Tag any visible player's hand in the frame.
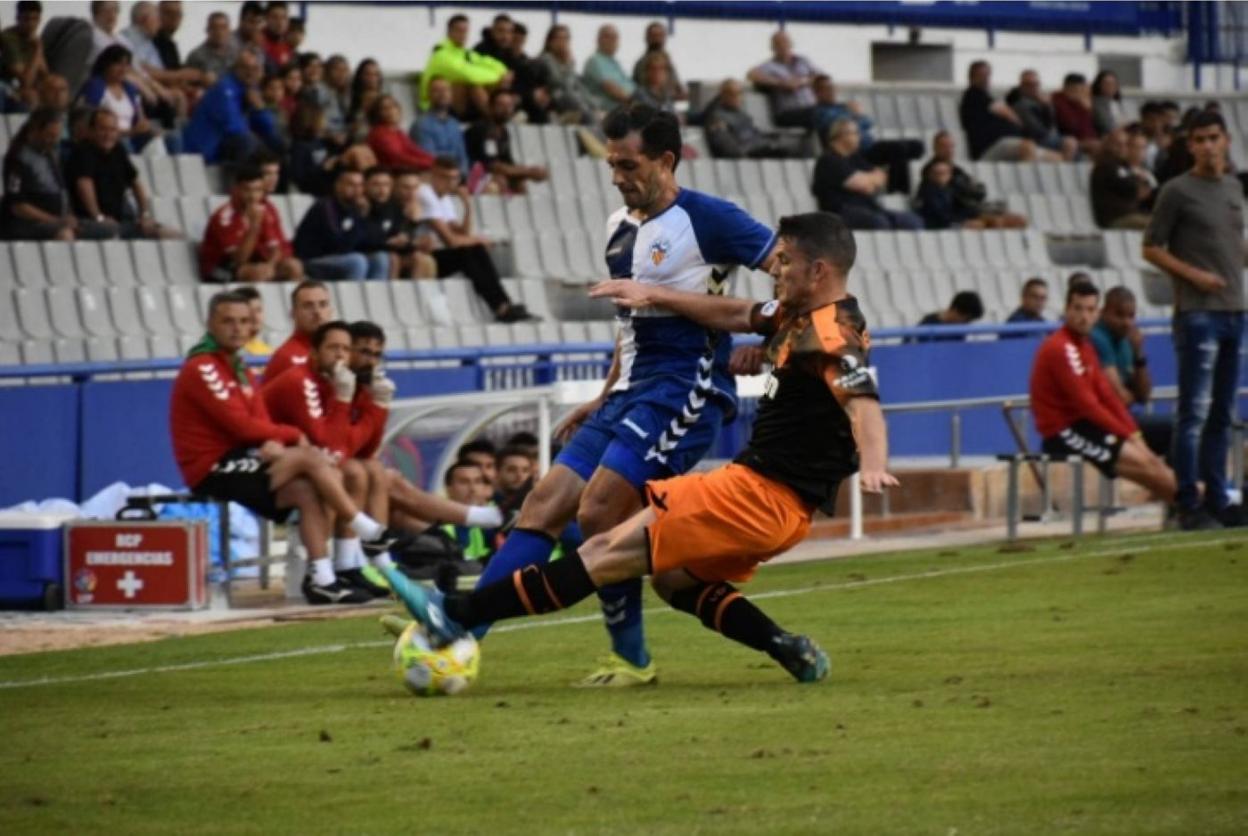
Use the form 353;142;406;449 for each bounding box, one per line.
859;470;900;494
330;361;356;402
554;398;601;444
1188;270;1227;294
589;279;654;309
728;344;768;375
1127;324;1145;355
258;440;285;461
369;373;396;407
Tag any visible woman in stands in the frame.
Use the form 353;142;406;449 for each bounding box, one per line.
347;57;384;142
631;51;679;117
365;94;433;171
77;45;164;154
539;24;598;125
1091;70;1127;137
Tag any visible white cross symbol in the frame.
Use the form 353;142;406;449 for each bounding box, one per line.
117;570;144;599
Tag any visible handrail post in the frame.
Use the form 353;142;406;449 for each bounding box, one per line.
950;410;961;468
1006;456;1020;541
849;472;864;540
1071;459;1085;536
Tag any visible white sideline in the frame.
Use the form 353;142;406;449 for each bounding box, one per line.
0;532;1235;691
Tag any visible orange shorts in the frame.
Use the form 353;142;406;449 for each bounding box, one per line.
645;463;813;583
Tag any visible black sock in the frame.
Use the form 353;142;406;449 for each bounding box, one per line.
669;582;785;655
445;553;597;627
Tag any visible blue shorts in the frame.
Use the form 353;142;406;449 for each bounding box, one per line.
555;382;726;491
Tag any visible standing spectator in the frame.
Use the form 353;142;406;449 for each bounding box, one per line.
465;90;548;194
959;60;1035;161
747;30;822;128
631;21;686;100
913;291;985;341
77;45;165;154
1143;111;1246;530
232;284;273;355
1007;69;1077;160
1090;286;1170;455
703;79;799;159
366;94;433;171
411;77;470;177
582;25;635;113
418;155;533;322
67;108;179;239
347;57;384;142
261;1;293;69
632;51;678;114
2;107;114;240
183;50;282;165
199;162;302;282
185;11;237;84
293;167;390;281
473;13;513;62
812;74;922;193
1052;73;1100;158
812;117;922;230
1006;277;1049;324
507;22;552;124
419;14;508;116
539;24;598;125
1091;70;1126;137
0;1;50;110
1091;128;1152;230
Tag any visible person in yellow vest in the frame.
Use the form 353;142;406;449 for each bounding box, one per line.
234;285;273;356
440;459;493;560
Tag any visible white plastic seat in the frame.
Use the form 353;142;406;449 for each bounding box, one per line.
1014;164;1042;194
117;334;150;360
71;241;108;286
174;154;211;195
935;230;967;271
40;242;78;287
148;334;181;358
53;338;87;363
331;281;369;323
287;194;314;234
537;232;571;279
528;192;557;231
165;285;204;334
474;194;509;239
509;233;543;279
128;240;167;285
564;233;598;281
978;230;1011;270
415;281;454;326
176;196;210;240
577;194;607;236
76;286;115;338
0;341;19;366
360;281;402;330
21;339;55;364
146;156;180;196
386;281;426;327
443;277;492;322
431;325;461;348
85;337;119;362
134;286;177;336
504;197;534;236
106;286;148;337
160;240;199;283
1036;164;1062;194
15;287;56;339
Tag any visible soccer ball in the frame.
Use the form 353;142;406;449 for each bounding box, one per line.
392;621;480;697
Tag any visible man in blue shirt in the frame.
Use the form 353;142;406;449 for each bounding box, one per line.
1090;286;1169;455
1005;277;1048;329
293;168;389;280
182;49;279;164
411;77;469;177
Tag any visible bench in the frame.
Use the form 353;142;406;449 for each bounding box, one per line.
995;454;1123;540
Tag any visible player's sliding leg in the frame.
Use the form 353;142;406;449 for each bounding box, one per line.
274;476;371;604
1114;437;1177;504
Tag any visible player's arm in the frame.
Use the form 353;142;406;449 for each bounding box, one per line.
187;367;302;447
554;332;622;443
844;397;898;493
1102;365;1134;406
589;280;755;333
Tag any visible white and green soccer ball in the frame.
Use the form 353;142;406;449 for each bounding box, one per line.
393;621;480;697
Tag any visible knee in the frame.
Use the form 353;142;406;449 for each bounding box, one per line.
576;490;618;538
346;253;368;279
341;458;366;489
282;475;317;508
649;572;683;603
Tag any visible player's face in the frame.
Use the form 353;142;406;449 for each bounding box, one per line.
1188;124;1228;171
769;238;818;311
292;288;333;334
496;455;532;492
1100;299;1136;339
446;466;483;504
464;452;497;488
1064;294;1099;336
209;302;251;353
607;132;670;213
350;337;384;380
315;329;352;373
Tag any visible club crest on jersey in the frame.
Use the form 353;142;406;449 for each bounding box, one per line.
649;240;670;266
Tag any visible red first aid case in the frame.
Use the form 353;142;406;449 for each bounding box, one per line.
64;521;210;610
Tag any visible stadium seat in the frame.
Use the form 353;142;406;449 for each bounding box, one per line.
176;196;211;241
148;334;180;359
578;192;607;233
1023;229;1053;266
517;278;555;321
8;241;49;288
414;281;454;326
125;240;165;286
255;283;292;334
384;281;425;328
571;157;605;199
147;156;181;196
0;289;21;337
20;339;54;364
159;240;199;283
431;325;461;348
193;285;219;326
0;341;19;366
442;277;492;323
85;337;120;362
713;158;742;197
174;154;212;196
935;230;967;271
106;286;147;337
564;233;598;281
41;242;78;287
166;285;204;335
15;288;56;339
287;194;315;231
331;281;369;323
76;286;116;338
474;194;508;239
358;281;401;331
133;286;177;336
504;196;534;235
528;192;557;230
585;321;615;343
53;337;86;363
682;126;709;159
117;334;151;360
70;241;108;286
99;240;137;286
687;158;717;194
536;232;572;280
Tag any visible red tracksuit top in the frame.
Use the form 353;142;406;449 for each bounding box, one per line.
262;365;388;461
170;348;302;487
1029;325;1138;440
263;330;313;385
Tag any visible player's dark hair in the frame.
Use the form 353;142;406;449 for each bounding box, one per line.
207;290;250;318
90;44;133;79
495;444;530;466
444;459;482;487
1066;270;1093;290
349;320;386;344
1140;101;1162;118
1104;286;1134;308
312;320;352;348
457;438;497;459
968;60;988;80
1188;110;1227;135
288;17;304;32
950;291;984;321
240;1;265;19
290;279;328;308
16;1;42;15
433;154;460;171
266;0;288;13
231;161;264;186
506;430;539;448
1066;280;1100;306
493;12;512;24
232;285;261;303
777;212;856;275
447;13;468;30
249;145;280;168
1022;276;1047;293
602;102;683;172
514;22;527;36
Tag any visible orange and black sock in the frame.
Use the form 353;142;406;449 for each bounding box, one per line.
668;582;785;655
445;553;597;627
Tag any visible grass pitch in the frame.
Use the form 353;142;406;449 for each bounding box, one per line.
1;530;1246;835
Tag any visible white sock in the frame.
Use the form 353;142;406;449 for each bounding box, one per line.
309;558;336;586
333;538;365;572
465;505;503;528
349;512;384;541
372;552;395;570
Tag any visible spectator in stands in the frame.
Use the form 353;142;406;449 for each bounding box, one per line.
232;285;272;355
441;461;494;561
1052;73;1100;158
914;159;986;230
0;1;50;110
366;93;433;171
1007;69;1077;160
288;101;376;196
388;169;438;279
582;25;635;113
152;2;188;80
78;45;165;154
1006;277;1049;325
199;162;301;282
261;1;293;69
1029;281;1175;503
812;117;923;230
419;14;509;117
67;109;178;240
473;13;513;63
1090;286;1169;454
185;11;237;84
293;167;390;281
1091;70;1126;137
1091;128;1152;230
265;279;333;381
123;1;200;107
418;156;533;322
233;1;269;70
89;0;181;124
170;290;393;605
362;166;405;279
959;60;1035;161
285;16;305;52
631;21;686;100
1143;111;1246;530
1137;101;1171;171
812;75;922;193
506;429;541;471
507;23;553;125
747;30;822;129
703;78;800;159
34;72;69;114
923;130;1027;228
493;444;534;524
466;90;548;194
259;71;290;143
183;50;282;166
457;438;499;492
914;291;985;342
254;146;287;203
539;24;598;125
347;58;384;142
411;77;469;177
308;54;351;146
632;51;678;115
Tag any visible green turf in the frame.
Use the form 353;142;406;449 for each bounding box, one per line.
1;530;1246;835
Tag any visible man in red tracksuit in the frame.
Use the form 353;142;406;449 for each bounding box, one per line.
263;280;334;384
1029;281;1175;501
169;291;399;604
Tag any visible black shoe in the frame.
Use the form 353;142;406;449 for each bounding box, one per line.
1178;507;1224;531
337;567;390;598
1214;504;1247;528
301;575;374;605
362;527;409;559
496;303;538;323
769;633;830;684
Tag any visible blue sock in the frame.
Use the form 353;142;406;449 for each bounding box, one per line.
471;528;556;639
597;578;650;668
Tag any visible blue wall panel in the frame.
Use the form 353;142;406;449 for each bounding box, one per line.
0;385;80;506
80;379;182;497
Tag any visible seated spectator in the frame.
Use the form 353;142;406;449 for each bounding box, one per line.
1125;125;1158;205
184;11;238;83
89;0;182;126
288;101;376;196
582;25;635;113
0;1;51;110
307;54;352;145
1091;70;1126;137
254;146;287;203
457;438;498;494
199;162;302;282
1006;277;1049;324
389;169;438;279
34;72;69;114
632;51;678;114
1029;281;1175;501
261;1;293;69
77;45;166;154
233;1;270;71
183;50;282;165
279;61;302;121
293;167;390;281
813;74;922;193
704;79;801;159
1091;128;1152;230
285;16;305;52
1136;101;1170;171
2;108;114;241
366;94;433;171
913;160;984;230
539;24;598;125
493;444;534;525
440;460;494;561
418;155;533;322
922;130;1027;228
233;284;273;355
1052;73;1100;157
411;77;469;177
347;57;383;142
746;30;822;129
297;51;322;93
507;22;553;125
959;60;1035;161
124;2;202;104
67;108;179;239
465;90;548;194
1007;69;1077;160
474;13;512;62
632;21;686;100
812;117;922;230
419;14;508;117
914;291;985;342
1091;286;1170;455
153;2;193;83
362;166;405;279
259;72;290;142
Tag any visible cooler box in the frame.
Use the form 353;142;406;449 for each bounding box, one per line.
0;511;72;610
64;520;210;610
